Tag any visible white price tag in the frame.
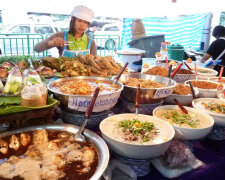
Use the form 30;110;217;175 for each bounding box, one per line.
154;88;173;98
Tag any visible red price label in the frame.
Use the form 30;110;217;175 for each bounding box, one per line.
169;60;177;67
217;83;224;91
143;63;150;69
187;58;192;64
155;52;161;58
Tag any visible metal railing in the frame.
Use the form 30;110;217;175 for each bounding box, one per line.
0;33;121;58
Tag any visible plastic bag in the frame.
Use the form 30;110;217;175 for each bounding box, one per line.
21;84;47;107
23;69;42;86
4;66;23;95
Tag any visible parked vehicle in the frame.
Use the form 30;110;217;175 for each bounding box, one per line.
94;22;122;50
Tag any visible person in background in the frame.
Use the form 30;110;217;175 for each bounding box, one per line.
85;21;99;39
201;25;225;76
34;5;97;57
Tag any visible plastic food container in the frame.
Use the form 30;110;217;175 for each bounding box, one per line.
168;44;184;61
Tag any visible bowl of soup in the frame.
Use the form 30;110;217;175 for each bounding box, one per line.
119;73;176;104
185;80;221;98
191;67;218;80
192;98;225;127
99;113;175;159
47;76;123;113
209;77;225;85
153;105;214;140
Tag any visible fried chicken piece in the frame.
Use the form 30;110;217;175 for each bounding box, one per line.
25;145;42;160
52;154;66;169
48;140;59;151
20;133;31;147
0;68;8;78
33;129;49;145
9;135;20;151
82;147;95;167
8;155;22;164
0;139;9;155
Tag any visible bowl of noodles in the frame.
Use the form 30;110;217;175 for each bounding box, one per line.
190;67;218;80
47;76;124;113
185;80;221;98
165;83;199;106
119;73;176;104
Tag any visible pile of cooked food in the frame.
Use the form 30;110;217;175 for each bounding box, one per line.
52;79;119;95
123;78;166;88
42;54;125;78
174;69;194;75
0;129;98;180
190;80;218;89
144;66;168;77
173;84;192;95
0;54;127;79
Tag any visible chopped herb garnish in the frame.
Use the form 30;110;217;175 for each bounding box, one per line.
201;102;225;114
118;119;158;143
163;112;199;128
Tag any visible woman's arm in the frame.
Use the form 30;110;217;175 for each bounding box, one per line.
34;32;64;52
90;40;97;56
200;53;212;63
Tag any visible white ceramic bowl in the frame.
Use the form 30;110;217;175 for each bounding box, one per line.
191;67;218;80
192;98;225;127
165;88;199;106
209;77;225;86
185;80;220;98
99;113;175;159
153;105;214;140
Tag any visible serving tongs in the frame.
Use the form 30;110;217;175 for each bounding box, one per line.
135;84;140;116
188;81;197;99
113;62;129;85
74;87;100;142
166;62;183;86
174;98;188;114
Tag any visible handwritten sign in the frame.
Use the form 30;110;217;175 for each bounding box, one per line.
68;94;120;112
217;83;224;91
154;88;173;98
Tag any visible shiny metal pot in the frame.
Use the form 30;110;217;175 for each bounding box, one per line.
0;124;110;180
47;76;124;113
119;73;176;104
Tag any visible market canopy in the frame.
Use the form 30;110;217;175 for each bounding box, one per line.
1;0;225;18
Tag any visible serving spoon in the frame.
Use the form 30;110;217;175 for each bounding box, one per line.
167;64;173;78
188;81;197;99
113;62;129;85
184;61;192;70
135;84;140;116
174;98;188;114
74;87;100;142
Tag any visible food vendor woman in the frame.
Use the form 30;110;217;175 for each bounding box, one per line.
34;5;97;57
201;25;225;76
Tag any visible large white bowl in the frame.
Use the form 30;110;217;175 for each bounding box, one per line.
192;98;225;127
99;113;175;159
153;105;214;140
185;80;220;98
165;88;199;106
191;67;218;80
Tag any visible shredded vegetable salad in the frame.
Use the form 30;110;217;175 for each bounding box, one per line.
118;119;158;143
163;111;199;128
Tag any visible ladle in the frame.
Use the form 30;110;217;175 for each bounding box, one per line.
184;62;192;70
135;84;140;116
113;62;129;85
74;87;100;142
174;98;188;114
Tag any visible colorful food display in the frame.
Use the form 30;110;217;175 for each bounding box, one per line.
144;66;169;77
0;129;98;180
189;80;218;89
173;84;192;95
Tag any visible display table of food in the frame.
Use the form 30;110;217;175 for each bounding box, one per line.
1;55;225;180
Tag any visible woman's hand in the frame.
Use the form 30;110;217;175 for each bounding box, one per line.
48;37;65;48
